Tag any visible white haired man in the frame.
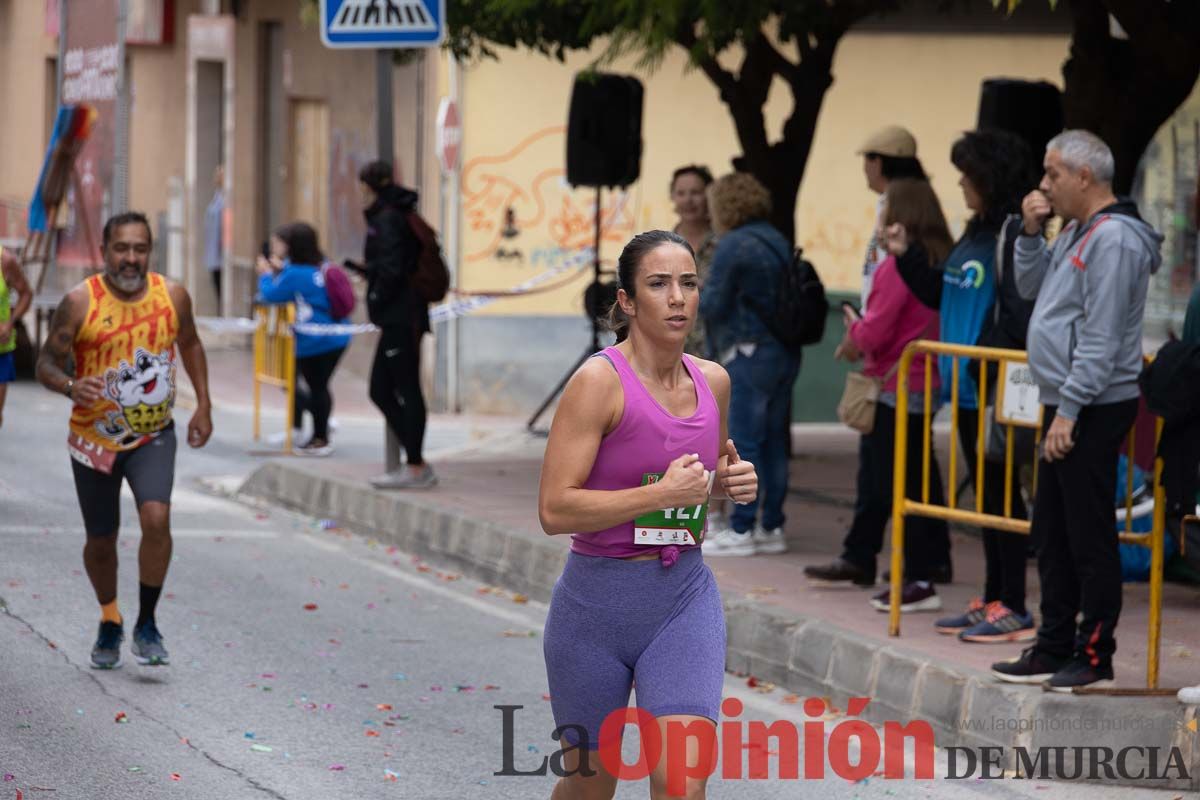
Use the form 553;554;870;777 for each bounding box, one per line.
990;130;1162;691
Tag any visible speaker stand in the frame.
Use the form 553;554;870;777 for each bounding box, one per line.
527;186;606;435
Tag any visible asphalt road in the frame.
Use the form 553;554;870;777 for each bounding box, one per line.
0;382;1181;799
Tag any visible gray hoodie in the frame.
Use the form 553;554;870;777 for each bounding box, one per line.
1014;201;1163;421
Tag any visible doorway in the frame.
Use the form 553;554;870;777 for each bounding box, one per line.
288;99;330;243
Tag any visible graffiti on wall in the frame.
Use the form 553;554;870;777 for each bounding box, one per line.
460;126;638;284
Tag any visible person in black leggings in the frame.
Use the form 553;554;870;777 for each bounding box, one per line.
348;160;436;489
257;223;350;456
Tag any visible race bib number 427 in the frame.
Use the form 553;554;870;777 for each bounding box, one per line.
632;471;713;546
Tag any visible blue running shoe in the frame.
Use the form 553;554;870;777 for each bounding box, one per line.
131;620;169;666
91;620;124;669
959;602;1035;644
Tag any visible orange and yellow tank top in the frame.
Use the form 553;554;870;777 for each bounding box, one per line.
70;273;179;452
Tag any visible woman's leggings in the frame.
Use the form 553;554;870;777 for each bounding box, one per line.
369;325;426;465
293;347;345;440
542;548;726;750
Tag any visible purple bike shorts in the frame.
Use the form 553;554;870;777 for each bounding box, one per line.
542;547;726;750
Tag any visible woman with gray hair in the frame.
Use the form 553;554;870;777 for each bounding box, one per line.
698;172;800;557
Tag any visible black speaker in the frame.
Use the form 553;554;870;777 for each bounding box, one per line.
566;73;643;188
977;79;1063;170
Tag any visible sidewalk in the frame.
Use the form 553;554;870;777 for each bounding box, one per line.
235;418;1200;790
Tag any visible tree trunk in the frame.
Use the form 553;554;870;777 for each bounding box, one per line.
1062;0;1200;195
711;38;840;245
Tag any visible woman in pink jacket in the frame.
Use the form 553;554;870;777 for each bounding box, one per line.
805;179;953;613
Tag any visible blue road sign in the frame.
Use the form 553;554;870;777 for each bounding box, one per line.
320;0;446;49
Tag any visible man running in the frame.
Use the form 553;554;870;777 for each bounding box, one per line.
0;245;32;429
36;211;212;669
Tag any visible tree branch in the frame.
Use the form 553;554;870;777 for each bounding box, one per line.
674;19;737;101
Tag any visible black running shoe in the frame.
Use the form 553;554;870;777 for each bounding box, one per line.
91;620;124;669
1043;658;1114;693
803;557;875;586
131;620;169;666
990;646;1068;684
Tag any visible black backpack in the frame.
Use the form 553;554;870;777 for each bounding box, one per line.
746;232;829;353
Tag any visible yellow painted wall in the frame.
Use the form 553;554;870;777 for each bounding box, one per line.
0;1;59;210
456;31;1069;315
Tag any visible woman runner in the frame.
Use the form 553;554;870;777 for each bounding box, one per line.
538;230;758;799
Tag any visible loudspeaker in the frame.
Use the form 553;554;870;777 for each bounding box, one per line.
566;73;643;188
977;79;1063;170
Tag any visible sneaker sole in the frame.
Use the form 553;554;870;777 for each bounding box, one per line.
753;542;788;555
133;653;169;666
1044;678;1114;694
991;669;1056;684
870;596;943;613
90;658;122;670
936;625;971;635
960;629;1037;644
704;546;757;557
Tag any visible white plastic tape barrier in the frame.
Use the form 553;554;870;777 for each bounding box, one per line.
196;248;594;336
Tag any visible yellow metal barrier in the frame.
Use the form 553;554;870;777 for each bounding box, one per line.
252;304;296;453
889;340;1167;689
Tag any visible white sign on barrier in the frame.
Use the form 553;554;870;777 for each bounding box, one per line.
995;360;1041;428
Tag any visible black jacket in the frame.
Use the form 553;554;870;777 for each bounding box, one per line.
894;216;1034;385
353;184;429;333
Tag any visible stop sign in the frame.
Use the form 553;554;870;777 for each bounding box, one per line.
436;98;461;173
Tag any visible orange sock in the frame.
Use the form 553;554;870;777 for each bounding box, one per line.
100;600;122;625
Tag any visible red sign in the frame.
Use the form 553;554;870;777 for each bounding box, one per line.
436;98;461;174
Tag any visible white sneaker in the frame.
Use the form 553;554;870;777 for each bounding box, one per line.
752;525;787;554
703;527;756;557
1178;685;1200;705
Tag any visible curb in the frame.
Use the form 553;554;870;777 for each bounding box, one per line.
241;461;1199;790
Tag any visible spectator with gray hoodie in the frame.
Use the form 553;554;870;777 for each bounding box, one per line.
990;130;1163;692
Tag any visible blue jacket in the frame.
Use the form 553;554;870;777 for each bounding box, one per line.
699;220;790;360
258;262;351;358
938;231;996;409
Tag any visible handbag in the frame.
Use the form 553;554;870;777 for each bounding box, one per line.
838;369;889;434
838;319;935;435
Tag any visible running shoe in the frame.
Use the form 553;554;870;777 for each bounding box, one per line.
803;557;875;586
958;602;1035;644
935;597;987;634
869;582;941;612
131;620;170;666
90;620;124;670
703;527;756;557
990;646;1068;684
751;526;788;555
370;466;438;490
296;438;335;457
1043;658;1114;693
1177;685;1200;705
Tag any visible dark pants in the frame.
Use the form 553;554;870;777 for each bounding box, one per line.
957;409;1030;616
841;401;951;581
293;347;345;440
1034;400;1138;667
370;325;426;466
726;342;800;533
210;270;221;310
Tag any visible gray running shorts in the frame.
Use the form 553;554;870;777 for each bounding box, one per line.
71;425;176;537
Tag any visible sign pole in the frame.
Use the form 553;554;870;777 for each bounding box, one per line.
376;48;402;473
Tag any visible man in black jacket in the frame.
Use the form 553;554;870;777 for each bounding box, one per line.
350;160;435;489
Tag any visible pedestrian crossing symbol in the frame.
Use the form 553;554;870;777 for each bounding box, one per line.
320;0;446;48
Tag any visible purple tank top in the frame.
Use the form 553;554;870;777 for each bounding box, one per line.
570;346;720;563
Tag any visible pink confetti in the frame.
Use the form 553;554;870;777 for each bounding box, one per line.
328;764;345;771
170;773;182;781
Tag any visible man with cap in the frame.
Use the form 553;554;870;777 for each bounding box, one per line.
856;125;929;309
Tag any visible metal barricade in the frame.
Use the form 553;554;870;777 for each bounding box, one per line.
888;340;1167;689
252;304;296;453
